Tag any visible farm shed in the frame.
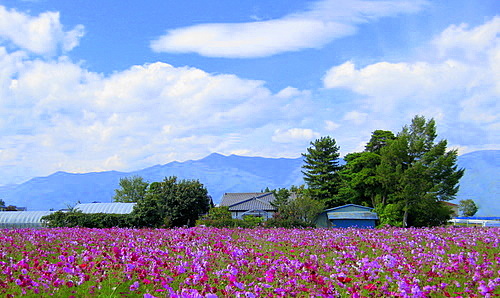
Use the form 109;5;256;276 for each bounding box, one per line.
74;202;136;214
0;211;55;228
316;204;378;228
219;192;277;219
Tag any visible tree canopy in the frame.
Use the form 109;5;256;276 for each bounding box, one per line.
458;199;478;217
113;176;149;203
313;115;464;227
133;176;211;228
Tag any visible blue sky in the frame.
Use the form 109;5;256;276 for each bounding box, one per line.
0;0;498;185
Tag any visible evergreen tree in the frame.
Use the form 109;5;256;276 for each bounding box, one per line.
302;136;343;207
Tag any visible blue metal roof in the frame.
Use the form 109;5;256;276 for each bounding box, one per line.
323;204;374;212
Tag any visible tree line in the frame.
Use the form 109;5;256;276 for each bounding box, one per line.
297;115;472;227
42;115;477;228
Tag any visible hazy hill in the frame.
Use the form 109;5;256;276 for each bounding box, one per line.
0;153;303;211
451;150;499;216
0;150;497;215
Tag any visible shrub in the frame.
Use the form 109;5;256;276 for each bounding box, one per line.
41;211;136;228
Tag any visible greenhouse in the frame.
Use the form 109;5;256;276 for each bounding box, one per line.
0;211;55;228
74;202;136;214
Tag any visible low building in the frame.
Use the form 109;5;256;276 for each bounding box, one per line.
219;192;277;219
0;202;136;228
316;204;379;228
73;202;136;214
0;211;55;228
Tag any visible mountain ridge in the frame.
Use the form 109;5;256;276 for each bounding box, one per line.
0;150;497;216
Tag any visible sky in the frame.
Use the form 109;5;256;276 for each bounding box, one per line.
0;0;498;186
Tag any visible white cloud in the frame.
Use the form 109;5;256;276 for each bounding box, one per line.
272;128;320;143
0;46;313;184
324;120;340;131
343;111;368;125
151;0;428;58
323;17;499;152
0;5;84;55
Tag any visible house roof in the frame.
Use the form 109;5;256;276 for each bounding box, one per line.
323;204;374;212
220;192;276;211
322;204;378;220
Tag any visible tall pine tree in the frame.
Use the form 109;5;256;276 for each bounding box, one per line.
301;136;343;207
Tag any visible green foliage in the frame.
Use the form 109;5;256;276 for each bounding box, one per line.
113;176;149;203
265;217;315;228
337;152;382;207
302;136;343;207
133;176;211;228
375;204;403;227
267;185;325;227
203;206;232;220
281;193;325;225
0;198;5;207
365;130;396;154
41;211;135;228
331;115;464;228
270;188;291;210
458;199;478;216
196;215;264;228
377;116;464;227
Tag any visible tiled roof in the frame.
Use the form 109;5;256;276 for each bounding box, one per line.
220;193;277;211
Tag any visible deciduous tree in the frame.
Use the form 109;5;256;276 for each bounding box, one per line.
133;176;210;227
458;199;478;217
113;176;149;203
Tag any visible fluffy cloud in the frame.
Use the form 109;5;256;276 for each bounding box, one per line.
272;128;320;143
151;0;427;58
323;17;499;152
0;48;312;184
0;5;84;55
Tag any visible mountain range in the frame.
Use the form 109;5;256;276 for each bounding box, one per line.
0;150;497;216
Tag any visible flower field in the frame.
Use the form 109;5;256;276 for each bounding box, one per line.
0;227;499;297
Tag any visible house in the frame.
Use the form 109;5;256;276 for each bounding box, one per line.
316;204;379;228
219;192;277;219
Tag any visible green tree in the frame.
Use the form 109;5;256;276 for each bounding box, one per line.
113;176;149;203
337;152;382;207
133;176;210;228
270;188;291;210
282;193;325;225
458;199;478;216
204;206;232;220
0;199;5;207
378;116;464;227
302;136;343;207
365;130;396;154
